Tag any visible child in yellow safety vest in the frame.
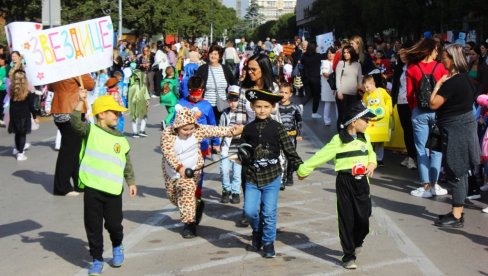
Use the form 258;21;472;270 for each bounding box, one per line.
71;90;137;276
297;101;377;270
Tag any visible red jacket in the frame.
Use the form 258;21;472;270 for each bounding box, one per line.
406;61;448;110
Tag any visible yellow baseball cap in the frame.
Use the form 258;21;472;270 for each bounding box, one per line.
90;95;128;116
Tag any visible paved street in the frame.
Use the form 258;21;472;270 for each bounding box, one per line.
1;97;488;275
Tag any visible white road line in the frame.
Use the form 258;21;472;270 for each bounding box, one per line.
179;237;339;273
127;215;337;259
302;123;443;275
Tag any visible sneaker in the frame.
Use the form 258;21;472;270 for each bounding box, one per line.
230;193;240;204
151;94;158;98
377;160;384;167
262;243;276;258
132;133;140;138
431;184;448;196
438;212;464;223
311;113;322;119
138;131;147;137
434;212;464;228
195;199;205;225
410;187;432;198
285;178;294;186
13;143;31;155
466;194;481;200
88;259;104;275
221;190;231;203
280;182;286;191
480;184;488;192
406;158;417;169
343;260;357;269
112;245;124;267
182;223;197;239
400;157;409;167
16;153;27;161
0;119;5;127
65;191;80;197
482;207;488;213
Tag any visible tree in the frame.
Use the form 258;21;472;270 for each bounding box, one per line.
244;0;265;29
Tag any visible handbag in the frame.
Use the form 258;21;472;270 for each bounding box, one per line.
327;71;336;90
210;66;229;112
425;123;442;152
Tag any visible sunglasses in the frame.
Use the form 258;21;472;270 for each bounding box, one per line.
189;88;204;95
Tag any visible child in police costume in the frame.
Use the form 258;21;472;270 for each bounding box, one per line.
71;91;137;275
297;101;377;270
240;88;303;258
161;106;243;238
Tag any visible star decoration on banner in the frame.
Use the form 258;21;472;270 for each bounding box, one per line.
37;72;45;80
23;42;31;50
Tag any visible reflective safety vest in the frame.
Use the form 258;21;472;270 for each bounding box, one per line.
334;137;372;172
79;125;130;195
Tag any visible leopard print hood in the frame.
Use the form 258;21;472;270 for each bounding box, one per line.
172;104;200;130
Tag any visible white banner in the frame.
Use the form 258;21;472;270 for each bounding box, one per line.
4;22;42;55
316;32;334;54
7;16;114;85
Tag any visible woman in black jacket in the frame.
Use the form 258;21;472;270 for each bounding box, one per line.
300;43;323;118
196;44;236;122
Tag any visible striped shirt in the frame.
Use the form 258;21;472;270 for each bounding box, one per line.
206;65;228;106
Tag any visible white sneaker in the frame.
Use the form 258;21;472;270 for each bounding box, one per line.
311;113;322;119
410;187;432;198
467;194;481;200
406;158;417;169
65;191;80;197
482;207;488;213
16;153;27;161
400;157;409;167
13;143;31;155
480;184;488;192
150;94;158;98
431;184;448;196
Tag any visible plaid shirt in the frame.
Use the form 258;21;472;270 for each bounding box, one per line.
242;117;302;187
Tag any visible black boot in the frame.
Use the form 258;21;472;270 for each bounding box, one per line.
221;190;231;203
262;243;276;258
251;230;262;251
238;212;249;227
195;199;205;225
230;193;240;204
182;223;197;238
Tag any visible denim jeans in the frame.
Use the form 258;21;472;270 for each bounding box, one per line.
411;108;442;184
220;158;242;194
244;176;281;245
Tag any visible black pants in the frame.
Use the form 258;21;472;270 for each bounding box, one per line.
397;104;416;159
14;133;26;153
53;120;83;195
303;77;321;113
84;187;123;261
212;106;222;125
336;94;359;129
0;89;6;120
154;69;163;97
282;136;297;185
336;173;371;263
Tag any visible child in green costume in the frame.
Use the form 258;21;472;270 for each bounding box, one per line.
160;66;179;130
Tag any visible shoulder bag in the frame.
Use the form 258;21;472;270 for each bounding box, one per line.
210;66;229;112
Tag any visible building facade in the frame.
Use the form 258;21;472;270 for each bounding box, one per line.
255;0;296;22
295;0;317;39
221;0;250;18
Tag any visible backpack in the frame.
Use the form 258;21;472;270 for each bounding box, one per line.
416;62;439;110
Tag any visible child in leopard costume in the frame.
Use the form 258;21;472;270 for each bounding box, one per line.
161;106;243;238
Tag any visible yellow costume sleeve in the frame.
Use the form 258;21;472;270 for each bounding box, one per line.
297;135;341;177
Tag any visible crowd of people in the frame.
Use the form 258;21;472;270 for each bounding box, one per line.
1;31;488;274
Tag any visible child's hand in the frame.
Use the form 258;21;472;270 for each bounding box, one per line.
336;92;344;100
232;125;244;135
366;162;376;177
212;145;221;152
128;185;137;197
178;166;187;179
296;136;303;141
